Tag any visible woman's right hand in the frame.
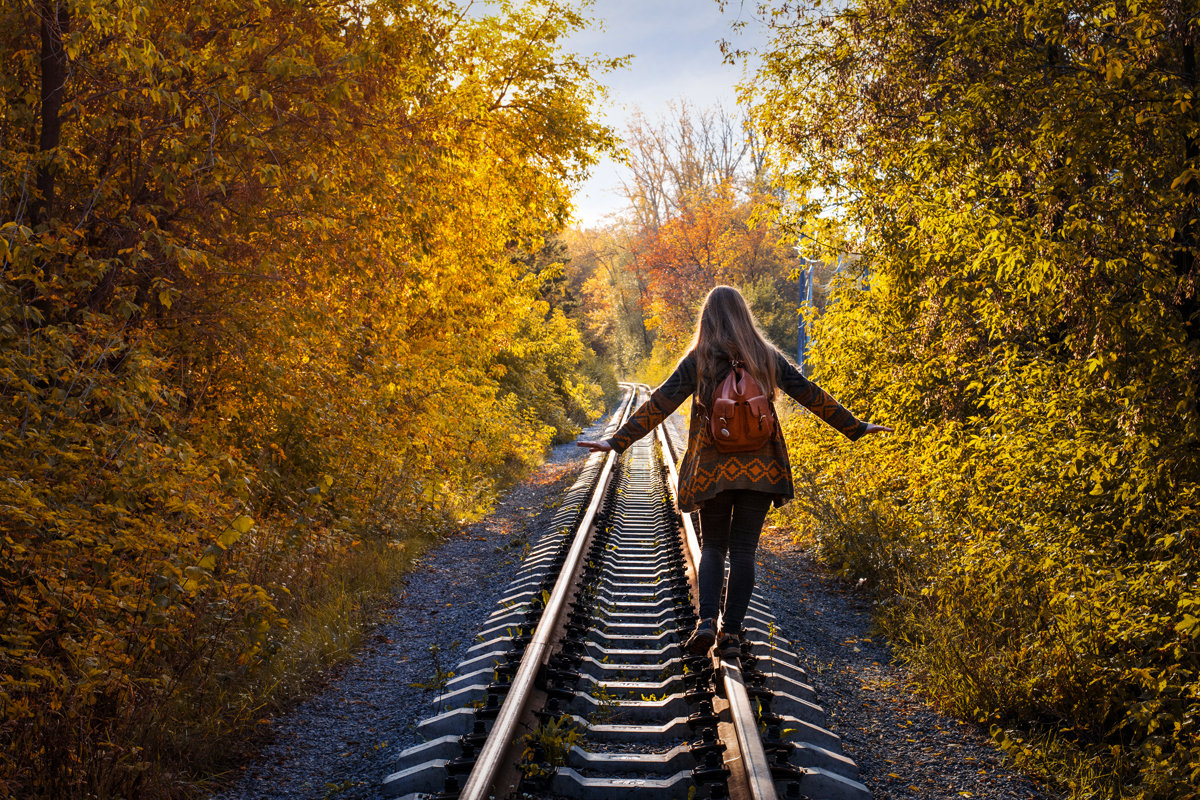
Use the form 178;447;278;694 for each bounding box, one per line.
576;440;614;453
862;423;894;435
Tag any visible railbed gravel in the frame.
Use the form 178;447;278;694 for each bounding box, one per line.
211;412;615;800
756;530;1058;800
213;407;1056;800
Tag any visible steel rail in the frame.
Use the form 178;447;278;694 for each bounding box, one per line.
457;384;639;800
655;408;780;800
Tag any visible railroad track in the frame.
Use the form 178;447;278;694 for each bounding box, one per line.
384;384;871;800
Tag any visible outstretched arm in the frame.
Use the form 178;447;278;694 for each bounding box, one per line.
577;356;697;454
775;353;892;439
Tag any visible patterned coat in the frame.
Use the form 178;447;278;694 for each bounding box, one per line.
606;350;867;512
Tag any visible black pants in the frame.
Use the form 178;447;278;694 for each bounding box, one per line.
696;489;772;631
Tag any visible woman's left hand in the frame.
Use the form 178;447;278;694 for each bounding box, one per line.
576;440;614;453
863;423;894;435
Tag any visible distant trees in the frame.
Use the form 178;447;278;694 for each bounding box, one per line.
562;227;655;376
621;101;771;230
630;185;800;352
570;101;803;377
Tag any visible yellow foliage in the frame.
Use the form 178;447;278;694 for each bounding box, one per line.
0;0;616;795
751;0;1200;796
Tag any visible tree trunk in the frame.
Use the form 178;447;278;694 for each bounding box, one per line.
33;0;68;228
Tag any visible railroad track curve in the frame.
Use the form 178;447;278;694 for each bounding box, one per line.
384;383;871;800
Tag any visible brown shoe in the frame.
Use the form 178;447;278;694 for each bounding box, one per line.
717;625;743;659
685;618;717;655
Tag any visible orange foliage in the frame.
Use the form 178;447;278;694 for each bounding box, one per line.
629;187;801;352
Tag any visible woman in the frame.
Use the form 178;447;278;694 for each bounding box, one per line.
578;285;891;657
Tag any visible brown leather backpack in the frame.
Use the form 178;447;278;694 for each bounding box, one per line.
708;361;776;453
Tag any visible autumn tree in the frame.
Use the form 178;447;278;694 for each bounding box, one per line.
565;101;800;383
747;0;1200;795
562;226;655;376
629;185;801;353
0;0;617;795
622;100;769;230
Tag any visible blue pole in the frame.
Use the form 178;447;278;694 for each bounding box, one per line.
797;265;808;371
797;260;816;375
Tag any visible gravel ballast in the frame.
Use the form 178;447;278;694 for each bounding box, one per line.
214;408;1055;800
756;530;1057;800
211;412;615;800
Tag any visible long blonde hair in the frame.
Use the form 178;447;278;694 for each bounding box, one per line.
689;285;779;404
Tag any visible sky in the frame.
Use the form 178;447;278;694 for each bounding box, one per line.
560;0;771;228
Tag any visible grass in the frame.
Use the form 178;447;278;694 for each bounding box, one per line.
192;529;445;793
